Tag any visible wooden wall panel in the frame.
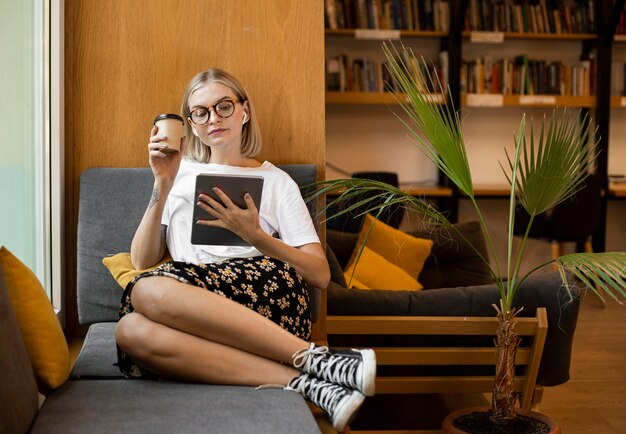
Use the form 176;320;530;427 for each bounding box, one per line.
65;0;325;336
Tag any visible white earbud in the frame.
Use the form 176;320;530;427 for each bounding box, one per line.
192;127;198;136
242;114;247;125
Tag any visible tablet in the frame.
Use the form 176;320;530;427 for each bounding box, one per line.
191;174;264;246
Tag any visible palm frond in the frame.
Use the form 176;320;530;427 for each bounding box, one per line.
382;42;474;197
504;116;527;306
309;178;450;227
557;252;626;304
504;109;598;217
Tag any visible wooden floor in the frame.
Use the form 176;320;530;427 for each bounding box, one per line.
538;294;626;433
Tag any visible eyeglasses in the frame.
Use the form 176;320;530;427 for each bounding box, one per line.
188;99;239;125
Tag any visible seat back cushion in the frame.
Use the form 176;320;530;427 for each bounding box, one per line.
77;168;155;324
0;266;39;434
409;220;493;289
77;165;319;325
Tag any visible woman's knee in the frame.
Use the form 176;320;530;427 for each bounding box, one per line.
115;312;155;356
130;277;174;319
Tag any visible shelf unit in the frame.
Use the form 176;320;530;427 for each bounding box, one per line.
325;0;626;250
326;91;595;107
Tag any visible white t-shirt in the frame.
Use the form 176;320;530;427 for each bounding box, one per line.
162;158;320;264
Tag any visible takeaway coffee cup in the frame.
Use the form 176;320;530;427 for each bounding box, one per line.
153;113;185;154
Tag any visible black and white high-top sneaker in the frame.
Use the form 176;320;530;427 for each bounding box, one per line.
292;343;376;396
286;373;364;432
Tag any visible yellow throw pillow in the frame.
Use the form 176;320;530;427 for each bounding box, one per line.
344;246;422;291
345;276;370;290
353;213;433;281
0;246;70;393
102;252;173;289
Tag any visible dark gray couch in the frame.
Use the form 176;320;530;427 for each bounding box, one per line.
0;166;321;434
325;222;581;387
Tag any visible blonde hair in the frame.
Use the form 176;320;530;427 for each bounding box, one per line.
180;68;262;163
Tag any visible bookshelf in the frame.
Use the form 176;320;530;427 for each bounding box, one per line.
464;32;596;40
324;0;626;251
610;16;626;184
325;91;445;104
326;91;595;107
326;29;447;37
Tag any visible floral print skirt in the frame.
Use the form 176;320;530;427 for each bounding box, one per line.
116;256;311;378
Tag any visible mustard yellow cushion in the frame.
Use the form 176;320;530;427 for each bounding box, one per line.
344;246;422;291
345;276;370;290
102;252;173;289
0;246;70;393
353;213;433;281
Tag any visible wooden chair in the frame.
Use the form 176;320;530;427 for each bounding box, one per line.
327;308;548;433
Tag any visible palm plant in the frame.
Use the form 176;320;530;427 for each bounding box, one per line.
310;43;626;426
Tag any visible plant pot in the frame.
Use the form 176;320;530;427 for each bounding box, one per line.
442;406;561;434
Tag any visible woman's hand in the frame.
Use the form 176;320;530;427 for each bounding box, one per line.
197;187;331;289
196;188;263;245
148;125;186;187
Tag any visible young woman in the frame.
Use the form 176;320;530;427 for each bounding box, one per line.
114;68;376;431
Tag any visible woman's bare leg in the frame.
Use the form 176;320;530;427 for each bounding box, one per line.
130;276;309;365
116;312;299;386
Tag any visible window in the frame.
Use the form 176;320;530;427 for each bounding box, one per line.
0;0;62;313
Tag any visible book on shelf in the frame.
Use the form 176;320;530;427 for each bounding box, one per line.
463;0;595;34
617;6;626;35
325;50;449;93
324;0;449;32
460;53;595;97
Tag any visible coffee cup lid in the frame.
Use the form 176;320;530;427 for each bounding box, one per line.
154;113;184;125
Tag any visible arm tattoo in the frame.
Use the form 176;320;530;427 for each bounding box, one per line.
148;187;160;210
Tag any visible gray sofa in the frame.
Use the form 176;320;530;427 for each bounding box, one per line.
325;223;581;388
0;166;581;433
1;166;321;434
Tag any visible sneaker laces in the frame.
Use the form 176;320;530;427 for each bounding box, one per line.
292;343;329;369
292;344;360;390
286;374;348;417
255;383;286;390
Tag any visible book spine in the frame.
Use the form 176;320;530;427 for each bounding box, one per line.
326;0;338;29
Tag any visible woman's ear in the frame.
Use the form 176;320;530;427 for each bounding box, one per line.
242;101;250;125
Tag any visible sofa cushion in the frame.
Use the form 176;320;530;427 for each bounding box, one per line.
0;246;71;393
77;168;155;324
0;265;39;434
31;380;320;434
70;323;122;379
344;246;423;291
351;214;433;282
102;252;173;290
409;220;492;289
326;230;359;270
326;244;347;288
